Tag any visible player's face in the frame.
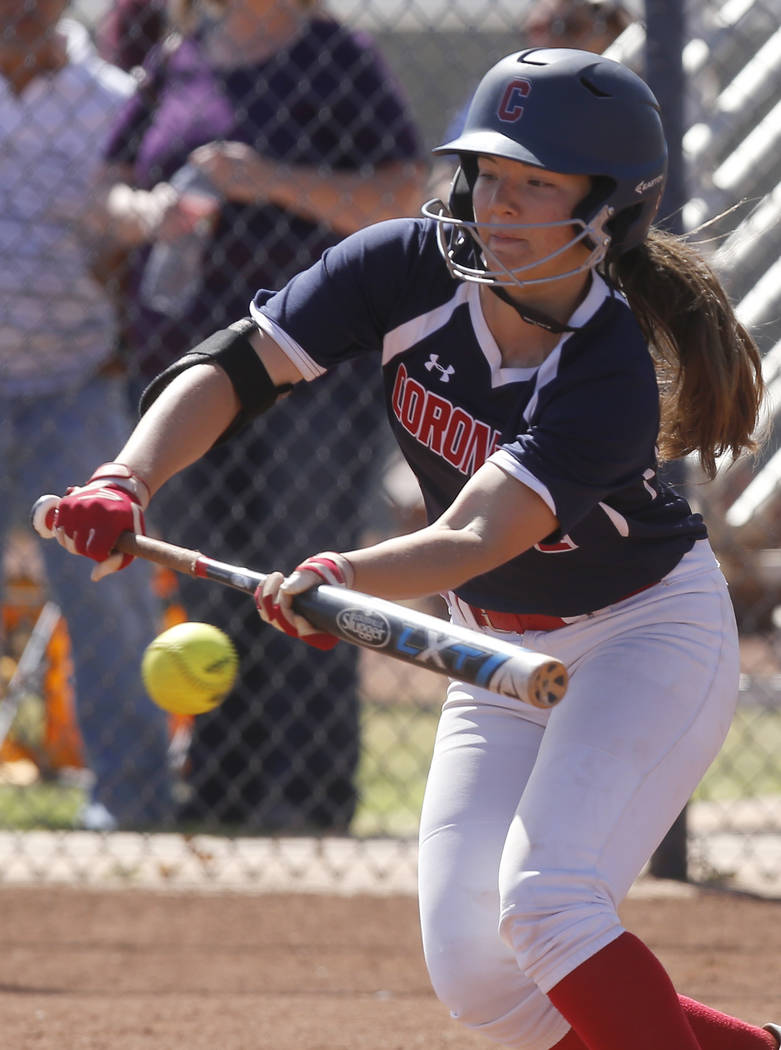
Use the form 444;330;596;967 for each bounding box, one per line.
471;156;593;285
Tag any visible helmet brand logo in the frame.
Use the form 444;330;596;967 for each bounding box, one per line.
634;173;664;194
497;78;532;123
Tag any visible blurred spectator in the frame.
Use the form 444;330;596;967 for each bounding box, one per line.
524;0;637;54
95;0;425;831
97;0;168;72
429;0;641;202
0;0;174;829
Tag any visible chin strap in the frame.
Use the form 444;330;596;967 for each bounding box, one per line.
489;285;578;335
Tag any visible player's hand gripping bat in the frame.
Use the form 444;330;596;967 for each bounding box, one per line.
31;495;567;710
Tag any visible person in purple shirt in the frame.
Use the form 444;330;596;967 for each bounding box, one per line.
96;0;167;72
96;0;425;830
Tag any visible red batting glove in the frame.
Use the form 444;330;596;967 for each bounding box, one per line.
255;552;354;651
53;463;150;581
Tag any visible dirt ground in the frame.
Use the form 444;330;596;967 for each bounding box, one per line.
0;882;779;1049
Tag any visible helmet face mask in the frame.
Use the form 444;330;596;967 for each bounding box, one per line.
421;196;614;289
426;48;667;289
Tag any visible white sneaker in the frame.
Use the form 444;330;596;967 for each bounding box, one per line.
764;1023;781;1048
78;801;118;832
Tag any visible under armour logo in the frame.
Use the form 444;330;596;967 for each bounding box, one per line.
425;354;455;382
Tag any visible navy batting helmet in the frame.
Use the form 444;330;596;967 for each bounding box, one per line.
422;48;667;288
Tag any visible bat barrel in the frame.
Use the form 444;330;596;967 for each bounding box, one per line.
295;585;567;709
515;658;568;709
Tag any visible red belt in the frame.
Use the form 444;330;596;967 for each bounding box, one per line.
469;608;569;631
467;582;658;634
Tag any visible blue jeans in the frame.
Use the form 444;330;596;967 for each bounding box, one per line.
0;373;173;826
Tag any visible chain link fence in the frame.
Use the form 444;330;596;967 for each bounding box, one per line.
1;0;780;894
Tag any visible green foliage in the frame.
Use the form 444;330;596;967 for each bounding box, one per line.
353;701;438;837
0;780;83;830
696;704;781;801
0;701;778;833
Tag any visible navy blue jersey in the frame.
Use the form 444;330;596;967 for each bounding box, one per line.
250;218;706;617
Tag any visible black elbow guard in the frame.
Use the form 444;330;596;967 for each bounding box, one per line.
138;317;292;442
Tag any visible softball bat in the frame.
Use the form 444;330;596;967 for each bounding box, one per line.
31;495;568;709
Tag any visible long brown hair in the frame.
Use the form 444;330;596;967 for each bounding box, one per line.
605;227;764;479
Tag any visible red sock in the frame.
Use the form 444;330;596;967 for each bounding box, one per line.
547;933;776;1050
548;931;701;1049
679;995;776;1050
550;997;777;1050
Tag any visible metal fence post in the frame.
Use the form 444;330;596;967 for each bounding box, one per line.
645;0;690;882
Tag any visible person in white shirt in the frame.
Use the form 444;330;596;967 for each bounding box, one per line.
0;0;173;830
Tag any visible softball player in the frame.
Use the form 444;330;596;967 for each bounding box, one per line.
47;49;776;1050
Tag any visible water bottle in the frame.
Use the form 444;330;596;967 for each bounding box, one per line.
139;163;221;318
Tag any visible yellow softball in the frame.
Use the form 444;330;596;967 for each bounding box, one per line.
141;622;238;716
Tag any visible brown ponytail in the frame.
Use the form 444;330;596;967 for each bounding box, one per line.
606;227;764;479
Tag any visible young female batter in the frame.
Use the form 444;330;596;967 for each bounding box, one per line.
46;48;776;1050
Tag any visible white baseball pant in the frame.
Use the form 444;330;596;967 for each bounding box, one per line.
418;541;739;1050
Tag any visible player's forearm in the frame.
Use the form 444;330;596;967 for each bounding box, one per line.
115;364;240;497
344;523;492;600
344;463;559;601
